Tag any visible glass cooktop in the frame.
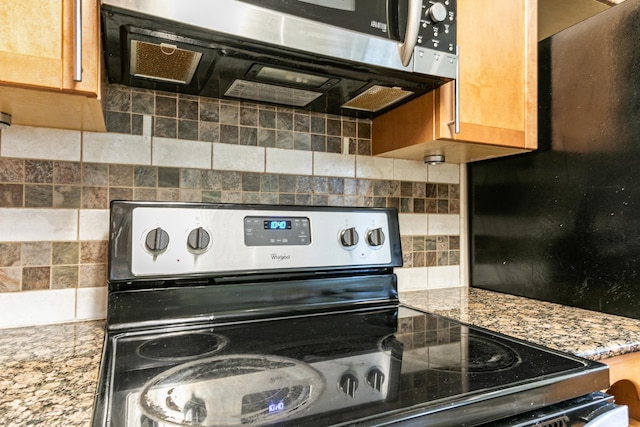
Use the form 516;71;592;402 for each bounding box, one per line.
102;306;606;427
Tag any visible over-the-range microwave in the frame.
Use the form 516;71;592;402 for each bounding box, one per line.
101;0;458;118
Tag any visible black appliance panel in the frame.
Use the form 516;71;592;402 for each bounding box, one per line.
102;307;608;427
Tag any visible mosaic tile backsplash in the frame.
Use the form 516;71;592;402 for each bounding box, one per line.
0;163;460;291
104;85;374;155
0;159;459;212
0;84;462;327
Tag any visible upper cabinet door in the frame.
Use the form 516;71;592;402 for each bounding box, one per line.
0;0;100;97
436;0;538;150
0;1;65;89
62;0;100;96
0;0;104;131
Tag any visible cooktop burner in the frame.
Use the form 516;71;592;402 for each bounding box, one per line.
139;355;324;426
458;336;520;372
137;332;229;361
388;334;521;373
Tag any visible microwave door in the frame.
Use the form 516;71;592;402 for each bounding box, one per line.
287;0;422;68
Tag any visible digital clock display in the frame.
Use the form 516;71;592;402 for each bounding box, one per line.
244;216;310;246
264;220;291;230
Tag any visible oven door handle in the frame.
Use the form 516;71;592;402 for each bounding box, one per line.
398;0;422;67
583;404;628;426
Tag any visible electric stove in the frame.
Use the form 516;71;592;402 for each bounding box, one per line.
92;201;626;426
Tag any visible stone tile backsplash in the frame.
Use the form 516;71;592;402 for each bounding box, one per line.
104;85;373;155
0;84;464;328
1;158;460;212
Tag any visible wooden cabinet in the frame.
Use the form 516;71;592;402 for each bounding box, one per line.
604;352;640;426
372;0;537;163
0;0;105;132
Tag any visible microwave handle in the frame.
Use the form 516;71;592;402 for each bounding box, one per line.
398;0;422;67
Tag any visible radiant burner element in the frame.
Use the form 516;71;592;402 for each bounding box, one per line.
139;355;324;427
431;336;521;373
138;332;229;361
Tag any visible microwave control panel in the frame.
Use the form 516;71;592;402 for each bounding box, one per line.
418;0;457;54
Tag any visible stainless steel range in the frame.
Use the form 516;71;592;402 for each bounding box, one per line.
93;201;627;426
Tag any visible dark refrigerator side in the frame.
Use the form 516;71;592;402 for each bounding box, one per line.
468;0;640;319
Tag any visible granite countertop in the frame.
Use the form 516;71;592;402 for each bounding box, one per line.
0;320;104;427
400;287;640;361
2;288;640;426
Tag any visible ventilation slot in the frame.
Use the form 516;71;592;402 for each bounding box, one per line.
225;79;322;107
130;40;202;85
533;416;570;427
341;85;414;112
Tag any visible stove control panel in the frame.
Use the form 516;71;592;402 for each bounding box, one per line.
112;202;402;279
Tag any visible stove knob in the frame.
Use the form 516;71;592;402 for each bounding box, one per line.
338;372;358;398
366;368;386;392
145;227;170;253
427;2;448;23
339;227;359;247
366;228;386;247
187;227;211;250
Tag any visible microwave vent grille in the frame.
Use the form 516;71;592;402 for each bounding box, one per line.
130;40;202;85
225;79;322;107
341;85;414;112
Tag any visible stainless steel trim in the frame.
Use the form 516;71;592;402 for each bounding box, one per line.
129;207;394;276
398;0;423;67
413;46;457;79
102;0;455;78
74;0;82;82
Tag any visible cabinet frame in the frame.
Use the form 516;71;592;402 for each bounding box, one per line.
372;0;538;163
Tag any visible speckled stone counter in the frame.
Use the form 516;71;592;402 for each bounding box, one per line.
400;287;640;361
0;321;104;427
2;288;640;426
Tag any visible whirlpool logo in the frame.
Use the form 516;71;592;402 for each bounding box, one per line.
270;253;291;262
